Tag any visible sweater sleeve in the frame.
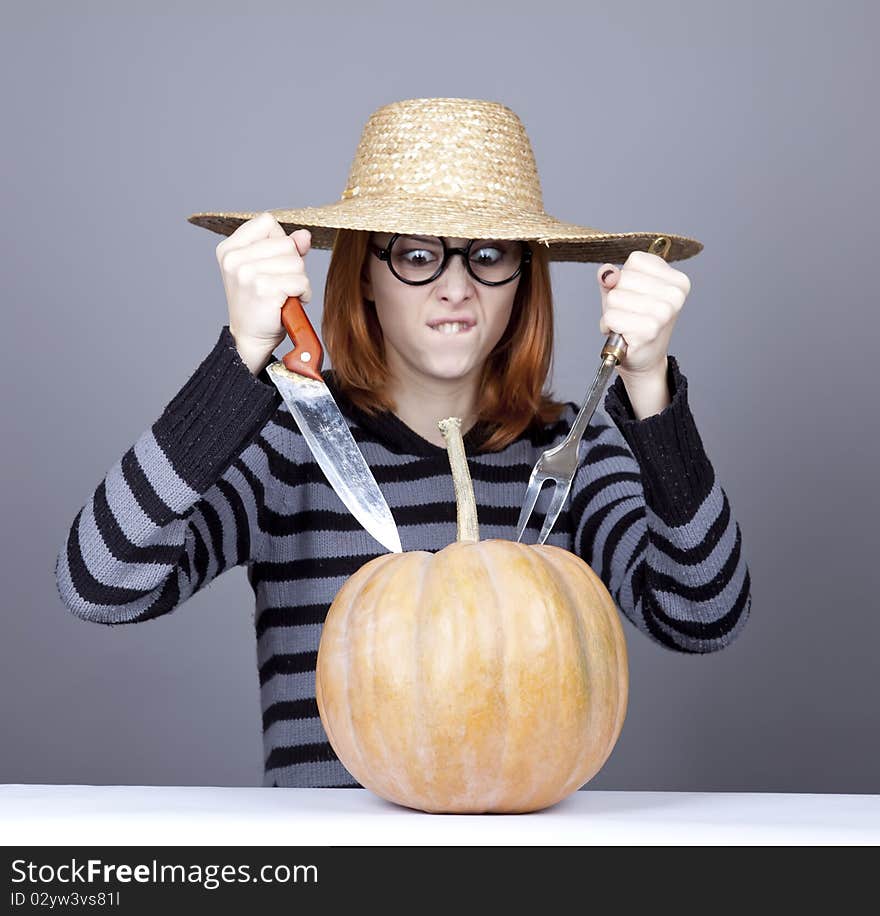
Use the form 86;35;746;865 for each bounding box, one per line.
569;354;752;653
54;325;283;626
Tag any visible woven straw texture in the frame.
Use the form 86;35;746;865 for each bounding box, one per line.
188;97;702;264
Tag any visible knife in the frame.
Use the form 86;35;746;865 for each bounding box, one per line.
264;295;402;554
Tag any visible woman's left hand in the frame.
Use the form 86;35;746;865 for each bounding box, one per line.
597;250;692;378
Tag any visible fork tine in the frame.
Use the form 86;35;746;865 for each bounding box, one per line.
515;472;546;542
537;478;573;545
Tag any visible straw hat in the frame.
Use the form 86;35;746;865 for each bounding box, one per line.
187;97;702;264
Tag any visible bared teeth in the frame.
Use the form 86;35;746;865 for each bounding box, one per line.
431;321;471;334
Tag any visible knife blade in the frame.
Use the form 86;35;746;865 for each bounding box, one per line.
264;295;402;554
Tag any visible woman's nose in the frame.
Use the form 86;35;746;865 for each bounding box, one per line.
437;252;474;297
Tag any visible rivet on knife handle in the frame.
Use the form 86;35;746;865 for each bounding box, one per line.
600;236;673;365
281;295;324;382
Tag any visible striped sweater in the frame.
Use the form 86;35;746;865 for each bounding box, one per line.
55;325;752;788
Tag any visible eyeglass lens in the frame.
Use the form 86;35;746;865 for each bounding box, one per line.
389;235;525;284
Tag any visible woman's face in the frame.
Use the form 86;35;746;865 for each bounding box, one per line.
361;233;521;385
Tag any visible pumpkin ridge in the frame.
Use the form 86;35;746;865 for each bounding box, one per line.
537;546;603;796
337;554;401;793
567;547;629;763
515;541;583;809
584;553;630;761
410;550;434;805
475;541;510;810
369;552;428;803
542;545;629;781
315;418;630;814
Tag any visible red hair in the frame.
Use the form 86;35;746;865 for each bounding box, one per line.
321;229;566;452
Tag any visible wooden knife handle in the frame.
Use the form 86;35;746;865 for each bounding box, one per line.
280;295;324;382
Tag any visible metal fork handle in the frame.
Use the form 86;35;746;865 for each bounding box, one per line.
564;235;674;459
574;235;674;442
599;235;673;369
516;236;674;545
564;354;617;454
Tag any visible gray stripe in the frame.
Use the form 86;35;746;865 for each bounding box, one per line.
262;758;356;788
646;498;737;585
257;623;323;659
259;577;349;607
187;506;220;586
135;430;201;515
604;511;649;600
56;538;186;624
585;492;645;582
648;589;750;653
78;493;181;587
650;556;750;624
265;715;331;751
645;479;727;538
195;481;247;573
618;538;642;616
243;453;290;517
616;591;651;642
227;463;264;559
259;670;317;700
104;451;181;547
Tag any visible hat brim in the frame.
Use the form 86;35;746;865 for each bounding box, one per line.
187;196;703;263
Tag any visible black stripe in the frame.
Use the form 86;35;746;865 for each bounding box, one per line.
263;698;320;728
620;530;648;600
130;568;182;623
576;494;637;567
257;501;569;539
569;470;643;523
216;478;250;566
585;442;638;466
259;651;319;687
197;498;226;575
94;480;182;565
120;448;179;526
529;416;606;448
639;553;751;647
256;603;330;638
261;506;378;537
239;446;315;538
255;435;342;487
599;505;646;586
179;545;190;582
646;523;746;603
191;523;209;590
266;742;339;770
66;508;168;606
647;490;731;566
232;455;273;550
258;425;607;489
252;554;381;585
270;775;361;789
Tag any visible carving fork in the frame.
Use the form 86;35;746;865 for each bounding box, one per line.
514;236;673;544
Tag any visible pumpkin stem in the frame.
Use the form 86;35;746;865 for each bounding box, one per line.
438;417;480;543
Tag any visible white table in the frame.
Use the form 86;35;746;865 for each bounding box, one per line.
2;785;878;845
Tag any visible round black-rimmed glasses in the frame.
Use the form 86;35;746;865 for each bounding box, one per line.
368;234;531;286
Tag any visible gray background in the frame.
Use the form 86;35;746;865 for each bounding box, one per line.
3;0;877;793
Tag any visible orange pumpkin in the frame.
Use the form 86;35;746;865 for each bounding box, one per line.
316;417;628;813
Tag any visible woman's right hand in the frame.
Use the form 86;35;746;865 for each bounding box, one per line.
215;211;313;374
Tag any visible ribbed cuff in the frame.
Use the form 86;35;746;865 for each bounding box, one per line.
152;326;282;493
603;355;716;527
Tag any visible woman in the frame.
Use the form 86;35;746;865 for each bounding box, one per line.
55;98;752;788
